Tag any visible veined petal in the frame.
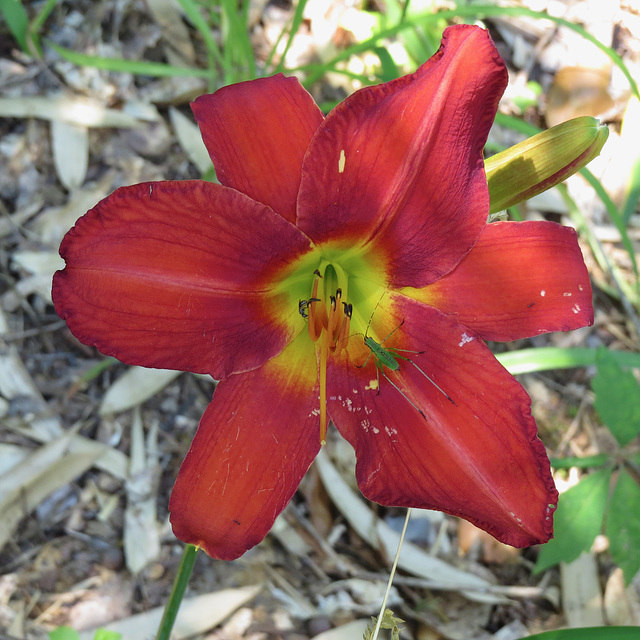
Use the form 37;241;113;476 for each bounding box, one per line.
297;25;507;287
192;75;324;223
53;181;312;379
406;221;594;341
169;335;321;560
328;296;557;547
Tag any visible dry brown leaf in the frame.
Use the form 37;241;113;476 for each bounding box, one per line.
546;66;615;127
604;567;640;625
0;337;63;439
77;584;262;639
146;0;196;65
123;408;161;573
560;552;605;627
312;618;370;640
51;120;89;191
0;96;159;128
169;106;213;175
99;366;182;415
32;173;115;247
0;438;100;551
314;450;507;604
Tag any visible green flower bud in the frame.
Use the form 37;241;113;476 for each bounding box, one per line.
486;116;608;214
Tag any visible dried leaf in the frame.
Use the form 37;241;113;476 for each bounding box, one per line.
51;120;89;190
123;408;160;573
313;619;370;640
0;431;100;550
33;173;114;246
314;451;507;604
78;585;262;640
560;552;605;627
0;338;63;438
99;367;182;415
0;96;159;127
146;0;196;64
169;106;213;175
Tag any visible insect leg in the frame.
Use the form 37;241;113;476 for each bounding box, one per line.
380;370;427;420
405;359;456;405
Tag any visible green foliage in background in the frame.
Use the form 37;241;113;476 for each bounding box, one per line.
535;348;640;583
49;627;121;640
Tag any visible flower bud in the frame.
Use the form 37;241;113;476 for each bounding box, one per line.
486;116;608;214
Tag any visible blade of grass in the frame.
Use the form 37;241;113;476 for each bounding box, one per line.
580;167;638;278
47;41;210;77
297;5;638;103
27;0;57;57
219;0;255;81
175;0;224;90
496;347;640;375
558;182;640;318
272;0;310;74
621;156;640;225
0;0;29;53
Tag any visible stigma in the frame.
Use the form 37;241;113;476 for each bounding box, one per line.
303;270;352;445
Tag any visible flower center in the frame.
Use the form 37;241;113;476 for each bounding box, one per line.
304;267;352;446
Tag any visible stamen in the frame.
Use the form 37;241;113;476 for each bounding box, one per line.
319;329;329;446
333;303;352;357
308;272;327;342
303;270;352;446
327;293;340;342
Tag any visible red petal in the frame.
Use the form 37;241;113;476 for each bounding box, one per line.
192;75;324;223
169;337;320;560
297;25;507;287
412;221;594;341
328;296;557;547
53;181;312;379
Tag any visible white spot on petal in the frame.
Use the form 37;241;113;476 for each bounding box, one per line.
563;292;572;297
459;332;474;347
540;290;546;297
572;304;581;314
372;427;380;434
338;149;346;173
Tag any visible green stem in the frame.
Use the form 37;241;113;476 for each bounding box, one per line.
156;543;198;640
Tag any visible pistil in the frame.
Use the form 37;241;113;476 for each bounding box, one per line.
306;269;351;445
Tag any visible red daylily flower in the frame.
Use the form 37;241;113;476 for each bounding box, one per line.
53;25;594;561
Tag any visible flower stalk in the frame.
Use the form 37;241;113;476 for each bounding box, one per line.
156;544;197;640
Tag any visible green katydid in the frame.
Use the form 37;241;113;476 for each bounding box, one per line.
356;293;455;416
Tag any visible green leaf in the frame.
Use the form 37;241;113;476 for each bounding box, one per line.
48;627;80;640
534;467;612;574
525;627;640;640
93;630;122;640
607;468;640;584
593;348;640;446
496;347;640;376
550;454;610;470
0;0;29;52
46;41;210;78
373;46;400;82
